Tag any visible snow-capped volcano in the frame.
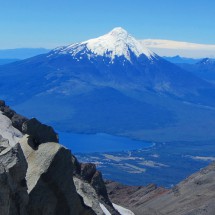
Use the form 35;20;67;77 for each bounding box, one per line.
0;27;215;142
53;27;155;62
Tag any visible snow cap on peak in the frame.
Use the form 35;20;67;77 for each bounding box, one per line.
108;27;129;37
81;27;154;61
59;27;155;62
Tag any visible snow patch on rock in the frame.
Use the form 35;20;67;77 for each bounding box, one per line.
113;203;135;215
100;202;135;215
99;203;111;215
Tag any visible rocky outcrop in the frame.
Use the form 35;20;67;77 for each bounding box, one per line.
80;163;97;181
72;158;120;215
0;101;105;215
22;118;59;146
19;135;95;215
0;100;28;132
2;99;215;215
74;177;105;215
0;142;28;215
0;112;23;146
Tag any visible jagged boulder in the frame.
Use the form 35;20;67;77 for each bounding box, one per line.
1;105;15;118
11;113;28;132
80;163;97;181
0;143;28;215
74;177;105;215
0;100;28;132
90;171;120;215
0;101;121;214
71;154;81;175
20;135;95;215
22;118;59;147
0;100;5;107
72;160;120;215
91;171;109;199
0;112;23;146
0;135;10;152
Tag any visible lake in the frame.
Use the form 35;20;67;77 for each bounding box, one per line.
58;132;153;153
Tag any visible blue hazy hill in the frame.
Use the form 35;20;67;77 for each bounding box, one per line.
0;48;50;59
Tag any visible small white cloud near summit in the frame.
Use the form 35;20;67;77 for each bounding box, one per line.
141;39;215;58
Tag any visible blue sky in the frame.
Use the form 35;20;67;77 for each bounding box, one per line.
1;0;215;48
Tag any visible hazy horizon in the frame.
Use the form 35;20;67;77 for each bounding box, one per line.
1;0;215;49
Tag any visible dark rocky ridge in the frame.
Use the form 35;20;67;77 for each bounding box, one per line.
0;99;28;132
106;162;215;215
74;162;119;215
105;180;168;214
0;100;120;215
0;143;28;215
22;117;59;146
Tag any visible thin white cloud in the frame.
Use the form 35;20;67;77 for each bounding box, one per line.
140;39;215;58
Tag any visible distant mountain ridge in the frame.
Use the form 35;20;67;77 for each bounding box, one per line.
0;48;50;59
0;58;20;65
45;27;213;102
163;55;201;64
177;57;215;83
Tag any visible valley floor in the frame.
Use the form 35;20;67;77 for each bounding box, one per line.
75;140;215;187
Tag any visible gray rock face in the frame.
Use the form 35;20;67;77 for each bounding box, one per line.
20;135;95;215
22;118;59;147
0;143;28;215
